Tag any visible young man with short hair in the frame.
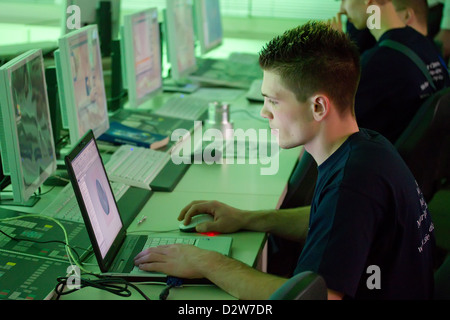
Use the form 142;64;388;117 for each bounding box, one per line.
134;21;436;300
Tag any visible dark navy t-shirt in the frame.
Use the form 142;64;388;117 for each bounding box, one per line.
355;27;450;143
294;129;435;299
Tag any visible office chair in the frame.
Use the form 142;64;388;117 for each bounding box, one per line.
394;87;450;203
269;271;327;300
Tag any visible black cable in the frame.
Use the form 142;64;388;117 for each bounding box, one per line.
54;274;152;300
108;90;127;103
159;277;184;300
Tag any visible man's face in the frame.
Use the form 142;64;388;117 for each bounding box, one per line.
340;0;369;30
260;70;316;149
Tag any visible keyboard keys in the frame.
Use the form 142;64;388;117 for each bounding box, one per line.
105;145;170;190
42;182;128;223
153;94;208;120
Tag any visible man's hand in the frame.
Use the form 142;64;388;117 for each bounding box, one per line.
134;244;219;279
178;200;247;234
328;12;345;32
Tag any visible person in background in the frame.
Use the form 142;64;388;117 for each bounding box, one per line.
331;0;450;144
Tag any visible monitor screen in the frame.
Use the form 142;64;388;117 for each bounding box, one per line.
194;0;223;55
165;0;197;80
121;8;163;108
55;24;109;146
69;135;122;258
0;49;57;205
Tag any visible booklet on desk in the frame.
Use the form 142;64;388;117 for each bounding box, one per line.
99;121;170;150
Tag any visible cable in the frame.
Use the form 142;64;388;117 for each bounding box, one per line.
0;227;83;263
0;215;91;274
54;274;152;300
159;276;184;300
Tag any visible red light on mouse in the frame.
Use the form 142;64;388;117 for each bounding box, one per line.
201;232;220;237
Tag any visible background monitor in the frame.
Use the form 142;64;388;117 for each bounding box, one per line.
194;0;223;55
55;24;109;147
120;8;163;108
0;49;57;206
165;0;197;81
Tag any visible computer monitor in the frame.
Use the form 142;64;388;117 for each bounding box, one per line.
194;0;223;55
165;0;197;81
120;8;163;109
54;24;109;147
0;49;57;206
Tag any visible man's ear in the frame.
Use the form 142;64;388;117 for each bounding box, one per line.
403;8;414;25
311;95;330;122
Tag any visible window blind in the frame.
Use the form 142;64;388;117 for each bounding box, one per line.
121;0;340;20
248;0;340;20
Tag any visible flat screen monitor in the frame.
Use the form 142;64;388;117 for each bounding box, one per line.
55;24;109;147
120;8;163;108
0;49;57;206
165;0;197;81
194;0;223;55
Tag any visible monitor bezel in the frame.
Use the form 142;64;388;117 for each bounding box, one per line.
121;7;163;108
0;49;57;204
57;24;110;146
194;0;223;55
165;0;198;80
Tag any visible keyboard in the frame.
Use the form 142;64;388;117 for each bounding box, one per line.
144;236;196;248
190;59;263;89
43;181;129;223
153;94;208;120
104;145;171;190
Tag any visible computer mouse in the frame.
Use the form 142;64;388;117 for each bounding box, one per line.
179;214;214;233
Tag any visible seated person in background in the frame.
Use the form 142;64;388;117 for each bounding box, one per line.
134;21;436;300
393;0;428;36
341;0;446;54
334;0;450;144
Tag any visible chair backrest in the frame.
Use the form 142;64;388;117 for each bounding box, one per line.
269;271;327;300
394;87;450;202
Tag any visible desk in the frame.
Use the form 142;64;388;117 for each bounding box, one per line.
59;190;285;300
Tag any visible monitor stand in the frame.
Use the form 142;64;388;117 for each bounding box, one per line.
0;191;40;207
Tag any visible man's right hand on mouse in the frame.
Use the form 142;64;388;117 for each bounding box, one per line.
178;200;247;234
